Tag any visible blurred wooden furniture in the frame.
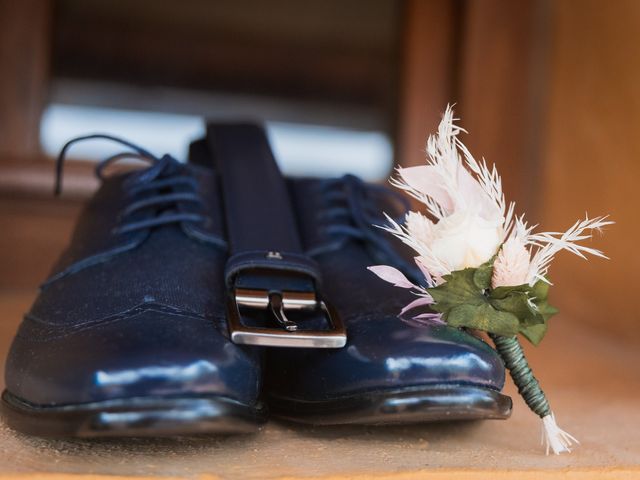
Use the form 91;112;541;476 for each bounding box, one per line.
0;0;638;478
0;0;51;157
397;0;637;346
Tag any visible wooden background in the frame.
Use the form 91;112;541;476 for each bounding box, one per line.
0;0;636;339
0;0;635;341
540;0;640;344
398;0;636;345
0;1;638;477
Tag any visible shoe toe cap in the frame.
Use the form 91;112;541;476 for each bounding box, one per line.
5;309;261;407
268;315;505;400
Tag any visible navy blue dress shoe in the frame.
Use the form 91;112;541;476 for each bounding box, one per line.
194;124;512;426
269;176;512;424
2;135;266;437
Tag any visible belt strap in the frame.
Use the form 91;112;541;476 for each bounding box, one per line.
207;124;304;253
206;123;345;348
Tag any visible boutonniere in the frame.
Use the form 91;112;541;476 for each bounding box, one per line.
369;105;612;455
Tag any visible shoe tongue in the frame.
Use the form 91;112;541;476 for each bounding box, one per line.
187;138;214;169
287;178;329;253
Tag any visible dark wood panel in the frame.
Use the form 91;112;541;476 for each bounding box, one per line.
540;0;640;343
458;0;551;218
396;0;459;167
0;0;51;157
52;0;399;109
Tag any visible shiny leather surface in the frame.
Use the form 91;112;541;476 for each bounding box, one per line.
5;161;263;408
6;126;506;416
266;178;506;401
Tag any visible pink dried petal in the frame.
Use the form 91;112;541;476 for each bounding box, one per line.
398;166;454;212
414;257;434;285
399;296;434;316
367;265;416;289
412;312;445;325
456;166;501;220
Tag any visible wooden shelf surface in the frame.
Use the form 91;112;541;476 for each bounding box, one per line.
0;290;638;479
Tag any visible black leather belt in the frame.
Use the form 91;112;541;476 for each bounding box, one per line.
206;123;346;348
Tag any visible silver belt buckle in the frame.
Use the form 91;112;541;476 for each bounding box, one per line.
228;288;346;348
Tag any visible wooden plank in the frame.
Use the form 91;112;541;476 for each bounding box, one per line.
0;471;637;480
0;289;638;477
0;156;97;199
397;0;633;344
457;0;551;217
539;0;640;343
395;0;458;167
0;0;51;158
0;195;83;290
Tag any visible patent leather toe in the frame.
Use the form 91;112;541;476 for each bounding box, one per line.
267;314;505;403
6;309;261;407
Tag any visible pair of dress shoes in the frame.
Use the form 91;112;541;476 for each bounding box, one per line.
2;123;511;437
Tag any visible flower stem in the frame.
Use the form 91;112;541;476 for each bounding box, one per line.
490;334;578;454
489;334;551;418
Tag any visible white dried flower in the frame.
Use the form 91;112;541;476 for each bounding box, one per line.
492;236;531;288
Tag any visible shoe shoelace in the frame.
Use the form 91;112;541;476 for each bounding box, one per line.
41;134;216;288
312;174;420;281
55;134;207;235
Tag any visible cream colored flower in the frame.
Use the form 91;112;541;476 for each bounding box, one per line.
429;210;503;272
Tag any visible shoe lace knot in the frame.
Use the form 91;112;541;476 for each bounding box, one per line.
313;174;419;278
55;134;208;235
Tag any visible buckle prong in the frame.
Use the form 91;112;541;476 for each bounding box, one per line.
269;292;298;332
228;288;346;348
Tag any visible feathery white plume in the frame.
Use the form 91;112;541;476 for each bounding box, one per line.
525;215;613;285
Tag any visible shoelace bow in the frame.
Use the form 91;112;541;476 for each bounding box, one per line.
55;134;207;235
315;174;420;281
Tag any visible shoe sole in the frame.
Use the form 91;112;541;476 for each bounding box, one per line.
1;390;266;438
268;385;512;425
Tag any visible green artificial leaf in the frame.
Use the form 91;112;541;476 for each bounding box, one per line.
426;266;560;343
529;279;558;322
447;303;520;336
535;300;559;320
519;300;558;345
530;279;551;302
473;257;495;290
490;283;530;300
520;323;548;346
428;268;486;313
518;279;559;345
489;285;544;326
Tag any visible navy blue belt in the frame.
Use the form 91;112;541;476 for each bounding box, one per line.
206;123;346;348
